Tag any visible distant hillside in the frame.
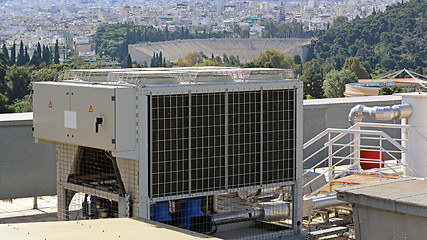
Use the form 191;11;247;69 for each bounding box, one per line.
312;0;426;72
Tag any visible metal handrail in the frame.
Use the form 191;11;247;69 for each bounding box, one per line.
326;122;427;146
303;124;427;195
305;128;427;169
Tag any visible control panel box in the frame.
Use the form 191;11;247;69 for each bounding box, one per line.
33;82;136;152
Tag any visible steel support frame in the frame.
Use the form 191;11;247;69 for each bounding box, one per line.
292;82;303;234
138;80;303;232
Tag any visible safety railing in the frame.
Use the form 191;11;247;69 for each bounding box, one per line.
303;123;427;196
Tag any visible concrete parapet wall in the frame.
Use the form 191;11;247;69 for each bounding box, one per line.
0;113;56;200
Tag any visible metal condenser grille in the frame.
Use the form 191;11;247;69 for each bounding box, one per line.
262;89;294;184
150;88;295;199
228;91;261;188
151;94;191;197
191;93;226;192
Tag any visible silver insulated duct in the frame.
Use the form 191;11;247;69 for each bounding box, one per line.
348;103;413;125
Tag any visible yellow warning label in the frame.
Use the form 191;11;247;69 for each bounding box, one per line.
89;105;93;112
49;101;52;108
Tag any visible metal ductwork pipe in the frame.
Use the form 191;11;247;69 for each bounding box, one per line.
212;208;263;225
311;194;347;210
348;103;413;125
212;201;290;225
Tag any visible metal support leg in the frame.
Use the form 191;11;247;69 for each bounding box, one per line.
33;197;38;209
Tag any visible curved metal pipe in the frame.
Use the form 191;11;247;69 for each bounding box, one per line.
311;194;346;209
348;103;413;125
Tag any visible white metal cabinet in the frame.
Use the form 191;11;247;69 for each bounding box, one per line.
33;83;71;143
33;82;136;152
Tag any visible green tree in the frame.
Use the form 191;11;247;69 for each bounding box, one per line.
301;59;324;98
165;26;169;40
177;52;205;66
30;49;41;67
151;52;156;67
9;42;15;66
0;52;7;94
54;40;60;64
323;69;358;98
2;44;9;62
30;68;60;83
37;42;42;60
13;96;32;113
5;66;31;104
391;84;402;94
378;86;393;95
333;16;348;27
223;53;229;65
379;85;403;95
343;57;371;79
142;60;148;68
0;93;14;113
42;45;51;64
247;49;295;69
158;52;163;67
16;40;25;66
125;54;132;68
24;47;30;64
293;55;302;65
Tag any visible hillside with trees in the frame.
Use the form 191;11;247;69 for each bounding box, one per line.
93;23;234;63
312;0;426;74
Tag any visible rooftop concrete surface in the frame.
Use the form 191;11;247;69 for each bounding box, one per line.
336;179;427;218
0;218;219;240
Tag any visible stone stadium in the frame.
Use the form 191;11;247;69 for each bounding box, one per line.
128;38;312;65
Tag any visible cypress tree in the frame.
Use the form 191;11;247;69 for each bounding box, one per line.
42;45;47;63
158;52;162;67
49;47;53;65
43;45;51;64
155;53;159;67
24;47;30;64
185;29;190;39
2;44;8;62
17;40;25;66
165;26;169;41
180;26;185;40
9;42;16;66
37;42;42;60
54;40;60;64
30;49;41;67
126;54;132;68
151;52;156;67
163;57;166;67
